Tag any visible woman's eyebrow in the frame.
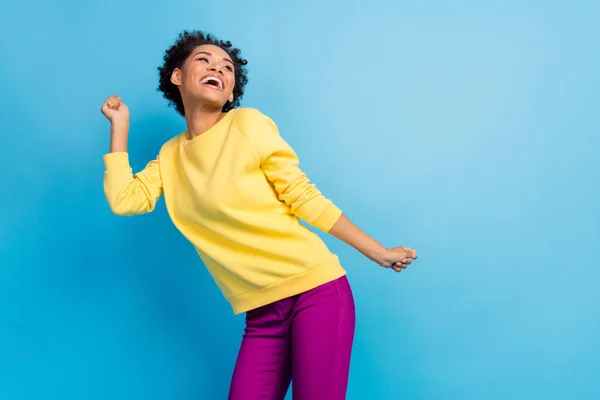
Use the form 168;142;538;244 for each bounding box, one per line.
194;51;234;66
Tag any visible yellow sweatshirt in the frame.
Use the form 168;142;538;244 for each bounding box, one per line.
103;108;346;314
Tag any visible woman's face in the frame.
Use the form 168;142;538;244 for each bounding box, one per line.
171;44;235;111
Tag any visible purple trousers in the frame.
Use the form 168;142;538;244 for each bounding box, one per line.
228;275;356;400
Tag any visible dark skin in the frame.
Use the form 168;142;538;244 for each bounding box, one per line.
169;44;236;138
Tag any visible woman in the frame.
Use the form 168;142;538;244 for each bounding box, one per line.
101;30;417;400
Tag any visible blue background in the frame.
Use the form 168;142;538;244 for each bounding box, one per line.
1;1;598;399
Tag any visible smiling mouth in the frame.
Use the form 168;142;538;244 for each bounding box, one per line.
201;76;223;90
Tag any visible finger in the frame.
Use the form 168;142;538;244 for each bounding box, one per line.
401;258;412;265
391;264;402;272
394;262;408;270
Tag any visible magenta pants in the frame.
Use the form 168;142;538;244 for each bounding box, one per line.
228;275;356;400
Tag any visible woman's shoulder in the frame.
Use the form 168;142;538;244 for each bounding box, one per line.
231;106;264;122
231;107;278;136
231;107;275;126
157;132;185;154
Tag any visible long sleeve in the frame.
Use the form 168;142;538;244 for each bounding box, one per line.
242;110;342;232
103;152;163;216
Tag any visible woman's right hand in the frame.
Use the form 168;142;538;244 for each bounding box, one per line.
101;95;130;127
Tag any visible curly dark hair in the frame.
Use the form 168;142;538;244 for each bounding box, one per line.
157;30;249;116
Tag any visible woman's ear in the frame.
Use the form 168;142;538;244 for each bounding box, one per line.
171;68;182;86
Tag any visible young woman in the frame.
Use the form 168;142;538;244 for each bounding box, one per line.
101;30;417;400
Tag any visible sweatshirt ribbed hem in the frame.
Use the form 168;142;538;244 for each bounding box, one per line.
228;257;346;315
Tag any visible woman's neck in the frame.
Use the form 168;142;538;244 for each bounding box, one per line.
184;104;225;139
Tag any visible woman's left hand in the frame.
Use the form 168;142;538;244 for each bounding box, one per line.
381;246;418;272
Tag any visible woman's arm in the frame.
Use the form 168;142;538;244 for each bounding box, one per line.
103;154;163;216
241;109;342;232
329;214;417;272
241;109;418;272
101;96;163;216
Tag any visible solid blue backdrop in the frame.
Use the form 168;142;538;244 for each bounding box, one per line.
1;1;598;399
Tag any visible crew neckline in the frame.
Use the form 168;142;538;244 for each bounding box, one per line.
181;109;238;147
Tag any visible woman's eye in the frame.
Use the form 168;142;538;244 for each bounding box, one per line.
225;65;233;71
199;57;209;63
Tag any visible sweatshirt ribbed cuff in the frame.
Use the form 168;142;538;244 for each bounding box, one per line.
103;152;130;169
312;203;343;232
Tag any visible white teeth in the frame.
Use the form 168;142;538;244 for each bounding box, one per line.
201;76;223;90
